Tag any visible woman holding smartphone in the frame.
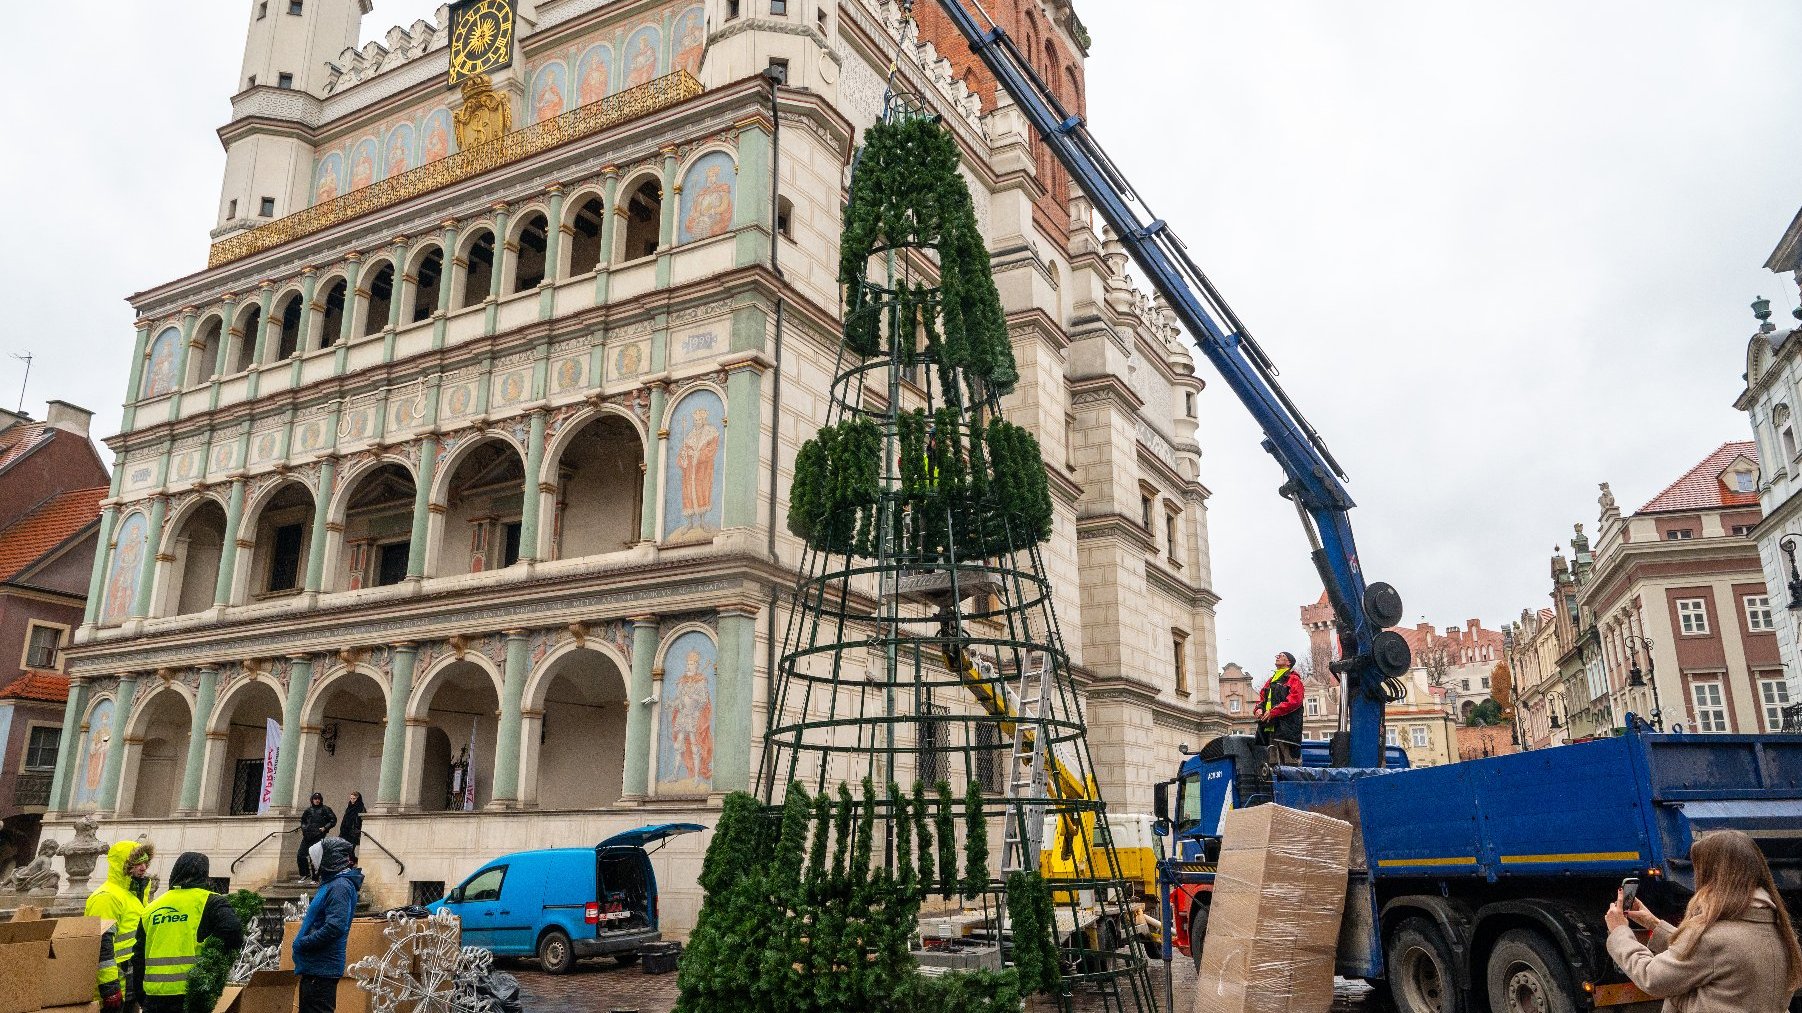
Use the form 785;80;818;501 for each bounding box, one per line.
1606;829;1802;1010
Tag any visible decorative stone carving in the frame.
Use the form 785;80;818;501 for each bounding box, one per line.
453;75;511;150
3;839;61;894
59;816;108;895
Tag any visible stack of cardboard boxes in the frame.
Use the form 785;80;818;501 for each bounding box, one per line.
276;918;394;1013
0;913;111;1013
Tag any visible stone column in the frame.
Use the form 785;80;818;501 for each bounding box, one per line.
47;676;89;813
247;280;276;398
80;506;118;629
595;168;620;304
723;364;764;528
433;221;458;350
121;321;153;431
640;382;667;542
407;437;439;580
655;147;679;288
214;478;247;607
177;667;219;814
214;294;240;380
518;412;547;561
375;643;418;811
490;630;529;807
339;253;364;347
304;457;337;593
174;306;199;390
713;607;759;793
386;237;410;333
621;616;659;802
270;656;313;812
130;495;168;619
96;673;140;814
485;203;510;335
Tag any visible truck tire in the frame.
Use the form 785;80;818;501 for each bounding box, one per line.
1485;929;1577;1013
538;928;575;975
1388;919;1467;1013
1189;903;1210;971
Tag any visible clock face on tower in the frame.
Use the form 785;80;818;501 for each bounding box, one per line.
448;0;516;85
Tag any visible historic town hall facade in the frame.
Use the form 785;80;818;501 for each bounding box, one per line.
48;0;1221;927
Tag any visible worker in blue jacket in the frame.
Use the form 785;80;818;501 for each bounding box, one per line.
291;837;362;1013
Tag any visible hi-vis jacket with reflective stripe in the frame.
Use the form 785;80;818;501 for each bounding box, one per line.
85;841;149;996
141;888;210;996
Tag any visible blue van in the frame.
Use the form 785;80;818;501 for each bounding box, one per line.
431;823;704;973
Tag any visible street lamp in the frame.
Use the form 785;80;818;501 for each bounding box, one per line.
1782;537;1802;613
1624;634;1664;732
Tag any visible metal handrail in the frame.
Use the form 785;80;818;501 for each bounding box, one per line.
230;827;299;874
358;831;405;877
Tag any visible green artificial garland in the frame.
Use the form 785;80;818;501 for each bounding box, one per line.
1005;870;1064;996
788;418;883;555
934;781;958;902
963;781;989;899
184;889;265;1013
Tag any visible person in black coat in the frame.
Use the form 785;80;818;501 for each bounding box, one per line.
339;792;366;853
296;794;336;882
140;853;246;1013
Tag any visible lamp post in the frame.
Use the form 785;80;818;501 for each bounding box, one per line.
1624;634;1664;732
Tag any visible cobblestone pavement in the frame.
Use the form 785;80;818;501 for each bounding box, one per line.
511;957;1391;1012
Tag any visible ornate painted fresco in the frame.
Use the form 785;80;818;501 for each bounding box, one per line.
624;24;663;89
350;138;380;192
141;327;180;399
72;698;114;809
663;388;725;542
552;355;586;393
316;152;345;204
575;43;613;105
657;629;715;794
610;341;649;380
385;122;416;176
422;108;455;163
677;151;736;244
532;61;568;123
673;6;705;76
101;512;148;625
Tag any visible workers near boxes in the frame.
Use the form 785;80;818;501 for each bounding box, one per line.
1254;652;1306;767
292;837;362;1013
296;792;336;882
140;852;246;1013
86;839;154;1011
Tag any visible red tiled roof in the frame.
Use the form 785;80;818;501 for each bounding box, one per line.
0;486;106;582
0;422;49;473
0;672;69;703
1638;441;1761;514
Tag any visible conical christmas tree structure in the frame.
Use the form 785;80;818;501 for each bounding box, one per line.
677;104;1155;1013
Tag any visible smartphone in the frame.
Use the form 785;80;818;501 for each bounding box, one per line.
1621;877;1640;911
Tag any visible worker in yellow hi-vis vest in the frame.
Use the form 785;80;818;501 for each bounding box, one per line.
140;853;245;1013
86;840;153;1011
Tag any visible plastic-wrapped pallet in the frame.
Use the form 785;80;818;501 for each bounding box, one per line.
1193;804;1353;1013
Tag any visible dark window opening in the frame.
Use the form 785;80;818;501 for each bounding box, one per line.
622;181;662;260
1139;494;1153;529
229;759;265;815
25;725;60;770
193;318;224;383
233;306;262;373
275;294;303;360
975;723;1001;794
277;73;294;90
770;0;787;14
461;231;496;307
364;263;395;334
918;703;946;787
1184;391;1196;417
1165;513;1178;557
411;248;444;322
321;279;347;346
260;197;276;217
410;881;446;906
512;214;549;292
776;196;793;240
248;76;257;88
502;522;523;567
569;198;605;275
377;542;411;587
257;2;268;19
267;522;305;592
25;625;60;669
288;0;303;13
227;199;239;220
726;0;740;18
817;8;828;32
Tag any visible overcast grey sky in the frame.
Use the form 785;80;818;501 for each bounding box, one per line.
2;2;1798;681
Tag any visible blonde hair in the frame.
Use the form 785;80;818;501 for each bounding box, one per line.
1672;830;1802;991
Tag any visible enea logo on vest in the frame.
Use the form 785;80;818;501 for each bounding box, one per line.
149;910;192;926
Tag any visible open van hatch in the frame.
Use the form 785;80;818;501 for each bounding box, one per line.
590;823;705;938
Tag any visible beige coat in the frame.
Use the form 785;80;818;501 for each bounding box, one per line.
1606;892;1799;1013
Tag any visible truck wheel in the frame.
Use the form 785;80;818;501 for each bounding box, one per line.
1189;903;1210;971
538;929;575;975
1485;930;1577;1013
1388;919;1467;1013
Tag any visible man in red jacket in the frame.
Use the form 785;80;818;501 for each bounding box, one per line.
1254;652;1306;766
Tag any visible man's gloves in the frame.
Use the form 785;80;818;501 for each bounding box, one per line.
100;982;123;1011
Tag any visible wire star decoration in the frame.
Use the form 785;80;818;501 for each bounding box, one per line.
349;910;498;1013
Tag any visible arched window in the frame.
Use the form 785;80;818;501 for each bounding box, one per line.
231;305;260;374
776;196;794;241
460;230;496;308
568;197;605;275
511;213;550;293
273;292;304;361
363;262;395;335
410;247;444;322
319;278;348;347
191;317;224;384
620;179;663;261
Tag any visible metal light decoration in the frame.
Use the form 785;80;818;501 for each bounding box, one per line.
1782;537;1802;612
1624;634;1664;731
350;909;499;1013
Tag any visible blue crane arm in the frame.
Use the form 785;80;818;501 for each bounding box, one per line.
927;0;1408;766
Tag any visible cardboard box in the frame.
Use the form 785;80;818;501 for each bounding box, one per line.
279;917;389;972
1194;804;1353;1013
214;970;297;1013
289;978;370;1013
40;1004;101;1013
0;919;54;1013
40;917;110;1009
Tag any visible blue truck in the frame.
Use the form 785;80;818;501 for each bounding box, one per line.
1154;725;1802;1012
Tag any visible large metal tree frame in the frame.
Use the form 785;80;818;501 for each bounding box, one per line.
757;97;1155;1013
